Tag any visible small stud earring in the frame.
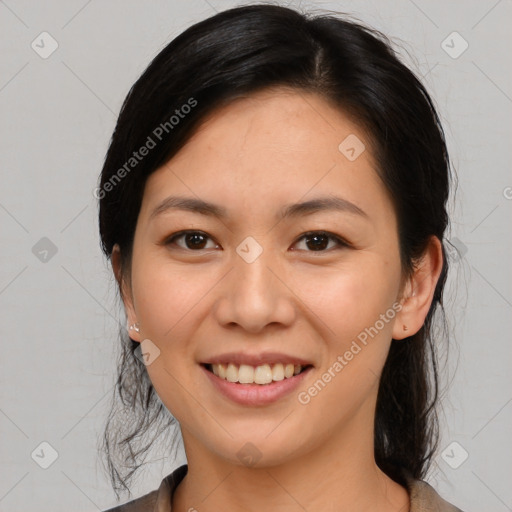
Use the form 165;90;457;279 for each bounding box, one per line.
128;322;140;333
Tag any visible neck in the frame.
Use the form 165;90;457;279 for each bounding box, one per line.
172;421;410;512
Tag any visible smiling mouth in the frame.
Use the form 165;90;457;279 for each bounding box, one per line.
202;362;313;385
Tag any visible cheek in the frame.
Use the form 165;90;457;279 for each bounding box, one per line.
132;262;209;420
296;258;399;343
132;259;210;341
294;257;399;398
294;271;397;427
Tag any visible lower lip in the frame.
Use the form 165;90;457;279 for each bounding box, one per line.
201;364;313;406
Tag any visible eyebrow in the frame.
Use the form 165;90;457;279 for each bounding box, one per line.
149;195;369;221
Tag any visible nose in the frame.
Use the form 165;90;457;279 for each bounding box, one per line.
212;247;296;334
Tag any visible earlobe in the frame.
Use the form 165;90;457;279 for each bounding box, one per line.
392;315;412;340
112;244;141;342
126;320;142;343
392;236;444;340
128;322;140;334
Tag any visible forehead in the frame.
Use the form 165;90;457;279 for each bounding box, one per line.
139;87;394;228
186;87;369;156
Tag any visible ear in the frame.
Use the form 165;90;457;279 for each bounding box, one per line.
392;235;444;340
112;244;141;342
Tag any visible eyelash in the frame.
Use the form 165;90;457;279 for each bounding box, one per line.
163;230;350;253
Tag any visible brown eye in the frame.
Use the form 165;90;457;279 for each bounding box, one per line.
165;231;217;251
293;231;348;252
163;230;348;253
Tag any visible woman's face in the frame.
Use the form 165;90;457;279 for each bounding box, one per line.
120;88;409;467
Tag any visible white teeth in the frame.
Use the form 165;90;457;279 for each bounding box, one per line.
209;362;306;384
254;364;272;384
272;363;285;381
238;364;254;383
226;363;238;382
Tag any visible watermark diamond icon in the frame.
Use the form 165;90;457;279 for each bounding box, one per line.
338;134;365;161
446;236;468;262
134;339;161;366
441;32;468;59
31;441;59;469
236;236;263;263
32;237;58;263
236;442;262;467
441;441;469;469
31;31;59;59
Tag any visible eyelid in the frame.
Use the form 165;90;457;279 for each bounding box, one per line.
163;229;350;252
163;230;219;250
298;230;349;244
292;230;350;251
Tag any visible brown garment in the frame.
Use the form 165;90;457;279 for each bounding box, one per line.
103;464;464;512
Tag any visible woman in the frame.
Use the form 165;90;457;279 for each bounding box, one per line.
98;3;464;511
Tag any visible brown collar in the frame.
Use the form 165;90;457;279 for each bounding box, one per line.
117;464;463;512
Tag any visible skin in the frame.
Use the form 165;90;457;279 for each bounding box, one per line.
113;87;443;512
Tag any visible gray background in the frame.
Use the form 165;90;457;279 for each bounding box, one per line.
1;0;511;510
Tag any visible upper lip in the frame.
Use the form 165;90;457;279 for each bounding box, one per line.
202;352;314;367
